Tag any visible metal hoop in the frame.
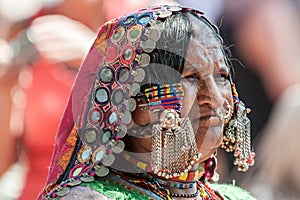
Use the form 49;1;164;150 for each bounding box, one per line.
214;99;233;123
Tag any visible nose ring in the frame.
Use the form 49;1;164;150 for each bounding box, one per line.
214;99;233;123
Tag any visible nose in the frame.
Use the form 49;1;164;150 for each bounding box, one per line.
198;76;224;109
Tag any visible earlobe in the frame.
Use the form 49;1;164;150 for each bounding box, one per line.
132;102;151;126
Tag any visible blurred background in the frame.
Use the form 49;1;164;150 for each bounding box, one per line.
0;0;299;199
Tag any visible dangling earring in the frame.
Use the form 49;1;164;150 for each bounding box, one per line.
221;84;255;172
145;83;201;179
151;109;201;179
203;154;219;183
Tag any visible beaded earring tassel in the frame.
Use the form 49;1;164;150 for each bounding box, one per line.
222;84;255;172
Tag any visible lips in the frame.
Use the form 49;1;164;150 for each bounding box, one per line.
191;115;223;127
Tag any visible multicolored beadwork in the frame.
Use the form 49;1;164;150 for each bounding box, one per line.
144;83;184;112
109;169;222;200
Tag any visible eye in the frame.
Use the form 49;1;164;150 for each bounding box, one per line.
181;74;199;88
214;73;228;83
182;74;199;81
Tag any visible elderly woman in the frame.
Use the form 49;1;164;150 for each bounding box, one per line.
38;5;255;200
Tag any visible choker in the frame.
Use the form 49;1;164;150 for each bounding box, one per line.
156;178;196;189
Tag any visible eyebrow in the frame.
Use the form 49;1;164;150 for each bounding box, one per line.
182;60;213;78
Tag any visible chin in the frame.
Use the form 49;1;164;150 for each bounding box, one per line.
196;146;220;163
194;126;224;162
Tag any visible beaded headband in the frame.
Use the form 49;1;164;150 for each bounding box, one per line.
144;83;184;112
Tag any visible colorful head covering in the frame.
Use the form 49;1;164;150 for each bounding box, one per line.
39;5;254;200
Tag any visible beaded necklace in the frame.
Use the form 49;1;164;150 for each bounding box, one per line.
117;153;222;200
110;169;221;200
122;152;204;182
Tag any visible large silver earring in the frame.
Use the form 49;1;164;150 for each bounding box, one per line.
151;109;201;179
221;84;255;172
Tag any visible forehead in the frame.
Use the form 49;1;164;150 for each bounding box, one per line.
183;13;228;75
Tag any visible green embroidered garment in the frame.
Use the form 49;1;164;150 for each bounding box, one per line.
79;178;256;200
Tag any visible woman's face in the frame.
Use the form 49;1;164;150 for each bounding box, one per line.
128;14;233;162
181;15;233;161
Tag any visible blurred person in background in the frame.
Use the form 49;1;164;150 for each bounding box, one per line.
222;0;300;199
217;0;274;185
0;0;106;199
0;3;35;198
0;1;179;199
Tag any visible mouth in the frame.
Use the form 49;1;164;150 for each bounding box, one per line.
191;115;223;127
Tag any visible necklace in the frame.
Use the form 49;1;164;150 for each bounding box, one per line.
122;152;205;182
118;153;221;199
156;178;196;189
110;169;222;200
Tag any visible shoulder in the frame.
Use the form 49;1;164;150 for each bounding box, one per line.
210;183;257;200
60;186;113;200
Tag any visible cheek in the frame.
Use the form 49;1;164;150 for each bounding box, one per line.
192;121;224;161
180;80;198;117
219;80;234;106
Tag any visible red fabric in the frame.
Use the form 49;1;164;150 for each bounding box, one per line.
37;45;107;200
20;57;75;200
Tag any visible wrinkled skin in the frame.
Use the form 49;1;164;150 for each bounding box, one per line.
127;13;233;163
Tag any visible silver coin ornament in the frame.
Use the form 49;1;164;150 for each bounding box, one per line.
138;53;151;67
67;179;82;186
128;98;137;112
157;10;172;18
129;83;141;96
121;110;132;125
80;175;95;183
103;154;115;167
116;125;127;138
102;129;111;144
134;68;145;82
95;165;110;177
111;26;125;43
111;140;125;153
56;187;70;197
141;39;155;53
